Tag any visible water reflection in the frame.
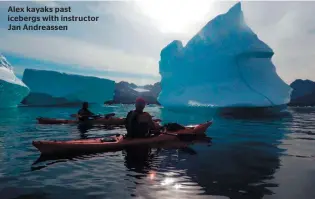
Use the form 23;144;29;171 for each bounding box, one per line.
124;147;158;175
77;123;94;139
121;135;213;198
4;105;312;199
217;105;289;119
159;107;215;125
142;107;293;198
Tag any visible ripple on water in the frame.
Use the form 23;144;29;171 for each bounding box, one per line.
0;106;315;199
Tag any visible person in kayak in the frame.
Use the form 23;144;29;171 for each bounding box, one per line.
125;97;160;138
77;102;95;121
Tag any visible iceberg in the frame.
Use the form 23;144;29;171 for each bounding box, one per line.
22;69;115;105
0;54;30;108
158;3;292;108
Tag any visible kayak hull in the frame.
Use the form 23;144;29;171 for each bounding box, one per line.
36;117;126;125
32;121;213;155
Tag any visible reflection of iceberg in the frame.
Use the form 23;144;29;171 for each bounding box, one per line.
155;108;292;198
158;3;292;109
0;54;30;108
118;114;286;199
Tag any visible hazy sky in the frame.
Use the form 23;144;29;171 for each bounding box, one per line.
0;1;314;85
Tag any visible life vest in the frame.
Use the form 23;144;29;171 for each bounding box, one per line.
125;110;150;138
78;108;92;121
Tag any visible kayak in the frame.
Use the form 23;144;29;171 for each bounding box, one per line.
32;121;213;155
36;117;126;125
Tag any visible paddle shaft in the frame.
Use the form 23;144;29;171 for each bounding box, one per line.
71;113;116;118
71;114;161;123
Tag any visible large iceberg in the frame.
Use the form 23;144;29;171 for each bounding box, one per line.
22;69;115;105
158;3;292;108
0;54;30;108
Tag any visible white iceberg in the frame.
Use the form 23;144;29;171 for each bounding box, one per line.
0;54;30;108
158;3;292;108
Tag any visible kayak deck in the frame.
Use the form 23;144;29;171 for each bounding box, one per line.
33;121;213;155
36;117;126;125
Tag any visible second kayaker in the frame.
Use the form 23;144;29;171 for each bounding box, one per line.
125;97;160;138
77;102;96;121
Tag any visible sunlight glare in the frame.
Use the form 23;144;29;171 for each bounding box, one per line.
148;171;156;180
174;183;182;190
135;0;215;33
161;177;175;186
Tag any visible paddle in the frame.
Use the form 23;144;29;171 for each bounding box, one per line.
71;113;162;123
148;125;209;142
99;130;209;143
100;132;206;143
97;121;212;143
70;113;116;119
162;131;210;142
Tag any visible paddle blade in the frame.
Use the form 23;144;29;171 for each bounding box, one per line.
178;134;212;142
163;131;211;142
104;113;116;119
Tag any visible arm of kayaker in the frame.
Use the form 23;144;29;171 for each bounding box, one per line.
142;113;161;130
87;109;95;116
104;113;115;119
77;109;83;119
78;109;97;119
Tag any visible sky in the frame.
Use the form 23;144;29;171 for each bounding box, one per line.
0;1;314;85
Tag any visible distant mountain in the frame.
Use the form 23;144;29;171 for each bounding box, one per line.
104;81;161;105
290;79;315;99
22;78;161;107
289;79;315;106
139;82;161;96
118;81;137;89
289;91;315;106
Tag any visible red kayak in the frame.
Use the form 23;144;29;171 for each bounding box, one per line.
36;117;126;125
32;121;213;155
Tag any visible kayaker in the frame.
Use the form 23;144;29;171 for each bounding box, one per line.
125;97;160;138
77;102;95;121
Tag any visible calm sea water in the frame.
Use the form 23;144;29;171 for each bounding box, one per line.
0;104;314;199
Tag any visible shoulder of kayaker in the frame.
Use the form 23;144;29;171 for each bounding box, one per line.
138;112;151;118
126;110;135;120
124;111;133;124
142;112;151;117
139;112;159;129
